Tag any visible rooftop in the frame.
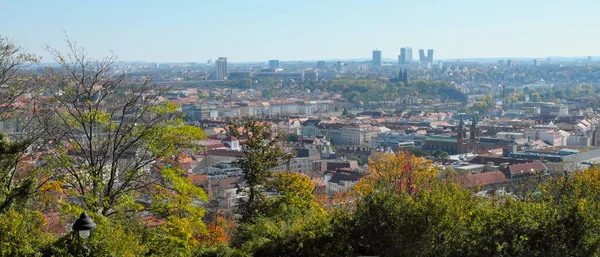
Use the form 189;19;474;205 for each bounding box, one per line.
460;171;509;188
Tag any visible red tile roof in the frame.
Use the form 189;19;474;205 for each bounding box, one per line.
461;171;509;188
507;162;548;175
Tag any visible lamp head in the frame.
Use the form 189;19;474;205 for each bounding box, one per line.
72;212;96;239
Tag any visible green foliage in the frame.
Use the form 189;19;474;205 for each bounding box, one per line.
230;120;293;222
194;244;249;257
349;157;363;166
264;172;318;215
231;209;333;257
0;209;54;257
44;212;148;257
285;134;298;142
0;133;39;213
146;167;210;256
470;93;495;113
39;46;206;215
409;148;448;159
152;167;208;219
231;172;335;257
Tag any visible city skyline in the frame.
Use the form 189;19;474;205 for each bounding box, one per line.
2;0;600;62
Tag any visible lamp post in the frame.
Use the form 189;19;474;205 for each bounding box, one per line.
72;212;96;257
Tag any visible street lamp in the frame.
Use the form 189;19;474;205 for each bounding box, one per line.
72;212;97;257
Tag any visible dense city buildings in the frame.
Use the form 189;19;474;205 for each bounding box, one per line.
5;1;600;255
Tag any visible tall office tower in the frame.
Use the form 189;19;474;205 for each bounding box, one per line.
534;58;540;67
372;50;382;67
268;60;280;69
216;57;227;80
399;47;413;64
427;49;434;62
419;49;426;62
317;61;326;69
335;61;345;72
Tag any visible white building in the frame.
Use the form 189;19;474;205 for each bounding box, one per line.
539;130;570;146
323;172;361;197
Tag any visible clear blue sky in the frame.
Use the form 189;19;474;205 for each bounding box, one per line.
2;0;599;62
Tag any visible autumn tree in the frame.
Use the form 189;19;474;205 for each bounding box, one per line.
229;120;292;222
231;172;335;257
355;152;438;196
36;39;205;216
0;36;49;214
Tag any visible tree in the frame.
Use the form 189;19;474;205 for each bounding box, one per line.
350;157;363;166
0;209;54;256
342;107;349;116
286;134;298;142
230;120;292;222
0;36;39;109
0;36;48;214
36;39;205;216
146;166;209;256
264;172;319;214
231;172;335;257
355;152;438;196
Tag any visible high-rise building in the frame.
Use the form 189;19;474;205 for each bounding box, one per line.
268;60;280;69
335;61;345;72
507;59;516;67
216;57;227;80
399;47;413;64
427;49;434;62
419;49;426;62
534;58;540;67
317;61;326;69
372;50;382;67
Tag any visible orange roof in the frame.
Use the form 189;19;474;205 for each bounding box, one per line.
461;171;509;188
188;174;208;185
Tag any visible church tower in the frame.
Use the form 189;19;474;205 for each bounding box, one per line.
456;118;467;144
470;116;479;142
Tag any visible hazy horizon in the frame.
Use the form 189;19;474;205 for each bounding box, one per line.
3;0;599;63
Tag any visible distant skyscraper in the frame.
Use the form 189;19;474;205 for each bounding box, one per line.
216;57;227;80
372;50;382;67
268;60;280;69
534;58;540;67
588;56;593;63
427;49;434;62
317;61;326;69
419;49;426;62
335;61;344;72
399;47;413;64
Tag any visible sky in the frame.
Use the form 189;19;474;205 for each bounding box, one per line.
2;0;600;63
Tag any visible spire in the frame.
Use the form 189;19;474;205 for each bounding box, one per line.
471;116;477;128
